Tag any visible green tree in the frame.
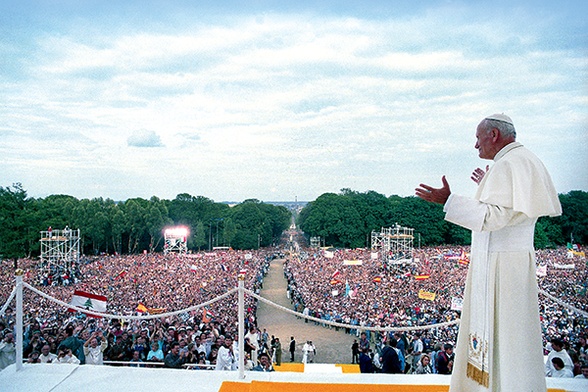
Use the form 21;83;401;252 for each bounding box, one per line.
192;220;207;250
146;197;172;252
0;183;30;261
222;218;237;248
558;190;588;245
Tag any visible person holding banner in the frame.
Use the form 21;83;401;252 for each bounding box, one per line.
416;113;561;391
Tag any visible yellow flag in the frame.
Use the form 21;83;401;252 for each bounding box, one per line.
418;290;436;301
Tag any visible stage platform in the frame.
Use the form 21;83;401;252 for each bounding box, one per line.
0;363;585;392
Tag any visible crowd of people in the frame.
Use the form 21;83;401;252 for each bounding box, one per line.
0;248;282;371
284;244;587;377
1;239;587;379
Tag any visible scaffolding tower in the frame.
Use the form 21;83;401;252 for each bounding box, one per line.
39;227;80;277
164;227;188;255
371;224;415;265
309;236;321;248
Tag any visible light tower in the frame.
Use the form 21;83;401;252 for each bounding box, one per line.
164;226;189;255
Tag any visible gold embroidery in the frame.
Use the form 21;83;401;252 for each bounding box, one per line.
467;362;490;387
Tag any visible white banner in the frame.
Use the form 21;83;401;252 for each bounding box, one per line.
536;265;547;277
554;262;575;270
450;297;463;311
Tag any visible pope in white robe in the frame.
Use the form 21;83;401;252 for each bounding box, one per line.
416;114;561;392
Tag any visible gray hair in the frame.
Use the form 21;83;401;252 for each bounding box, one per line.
481;118;516;139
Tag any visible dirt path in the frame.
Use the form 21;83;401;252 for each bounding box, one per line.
256;257;357;364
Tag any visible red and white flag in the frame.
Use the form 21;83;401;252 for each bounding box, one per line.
69;290;107;314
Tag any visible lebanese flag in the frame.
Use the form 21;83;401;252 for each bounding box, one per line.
332;270;340;279
69;290;107;316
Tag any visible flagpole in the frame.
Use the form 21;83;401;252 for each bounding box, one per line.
15;269;24;371
238;276;245;379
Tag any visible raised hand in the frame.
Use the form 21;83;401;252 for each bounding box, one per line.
415;176;451;205
471;165;489;184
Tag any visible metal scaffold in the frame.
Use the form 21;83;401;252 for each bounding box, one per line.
39;227;80;280
371;224;415;265
309;236;321;248
164;227;188;255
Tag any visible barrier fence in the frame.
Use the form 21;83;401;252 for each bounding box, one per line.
2;269;587;378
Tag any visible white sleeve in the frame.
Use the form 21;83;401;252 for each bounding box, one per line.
444;194;528;232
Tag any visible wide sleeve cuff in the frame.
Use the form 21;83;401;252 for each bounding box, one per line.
443;194;486;232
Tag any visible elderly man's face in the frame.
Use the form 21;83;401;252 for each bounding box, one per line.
475;123;496;160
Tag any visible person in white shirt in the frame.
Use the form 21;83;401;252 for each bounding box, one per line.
83;331;108;365
215;336;236;371
54;348;81;364
548;357;573;378
302;341;312;364
39;344;58;363
0;332;16;370
545;338;574;376
244;327;260;364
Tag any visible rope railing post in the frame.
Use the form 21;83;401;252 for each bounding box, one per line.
237;277;245;380
15;269;24;371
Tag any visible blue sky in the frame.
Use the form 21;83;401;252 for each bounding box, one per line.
1;1;586;202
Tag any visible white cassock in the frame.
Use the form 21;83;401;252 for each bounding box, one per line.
443;142;561;392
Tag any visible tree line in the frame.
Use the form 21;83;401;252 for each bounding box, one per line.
2;183;585;261
0;183;291;260
297;188;588;249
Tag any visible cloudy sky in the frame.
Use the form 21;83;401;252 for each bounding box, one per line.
1;1;586;203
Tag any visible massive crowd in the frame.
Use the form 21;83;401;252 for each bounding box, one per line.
0;248;279;369
0;234;587;378
284;241;588;376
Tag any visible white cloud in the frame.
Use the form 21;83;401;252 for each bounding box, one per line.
0;3;586;202
127;130;164;148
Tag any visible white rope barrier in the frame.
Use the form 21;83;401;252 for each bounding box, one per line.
22;282;238;321
12;283;586;334
538;288;588;318
0;286;16;316
245;289;461;333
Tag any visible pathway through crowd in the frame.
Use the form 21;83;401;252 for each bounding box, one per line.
256;257;356;364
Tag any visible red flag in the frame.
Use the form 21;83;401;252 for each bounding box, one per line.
415;274;430;280
372;276;382;283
